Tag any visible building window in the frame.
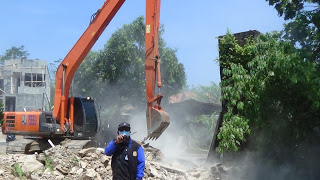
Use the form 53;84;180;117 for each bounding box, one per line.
24;73;46;87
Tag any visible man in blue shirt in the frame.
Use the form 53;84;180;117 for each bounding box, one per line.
105;122;145;180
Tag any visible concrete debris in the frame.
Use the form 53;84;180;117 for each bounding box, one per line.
56;164;69;175
0;144;229;180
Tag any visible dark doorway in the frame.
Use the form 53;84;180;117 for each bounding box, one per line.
0;79;4;95
5;96;16;111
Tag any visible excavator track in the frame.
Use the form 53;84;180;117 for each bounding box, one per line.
6;138;97;154
6;139;34;154
60;139;97;151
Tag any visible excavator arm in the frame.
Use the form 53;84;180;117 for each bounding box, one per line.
52;0;125;132
52;0;169;139
145;0;170;139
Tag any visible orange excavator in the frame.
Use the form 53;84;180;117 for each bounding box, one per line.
2;0;169;152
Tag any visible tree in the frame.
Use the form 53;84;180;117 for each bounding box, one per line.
266;0;320;61
159;39;187;101
95;16;147;107
217;31;320;157
266;0;309;20
73;51;101;96
190;82;221;103
1;46;29;61
48;58;62;108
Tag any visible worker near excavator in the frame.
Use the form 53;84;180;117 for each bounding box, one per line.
105;122;145;180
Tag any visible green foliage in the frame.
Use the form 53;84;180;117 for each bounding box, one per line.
266;0;320;61
217;31;256;153
187;114;217;149
193;113;217;132
217;31;320;155
73;51;101;97
13;163;24;179
266;0;317;20
95;16;147;106
283;9;320;61
48;58;61;109
159;42;187;99
190;82;221;103
1;45;29;61
188;83;220;149
45;157;54;172
263;1;320;165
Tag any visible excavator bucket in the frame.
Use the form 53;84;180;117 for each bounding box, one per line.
146;107;170;140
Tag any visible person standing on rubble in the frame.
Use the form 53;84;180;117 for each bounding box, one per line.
105;122;145;180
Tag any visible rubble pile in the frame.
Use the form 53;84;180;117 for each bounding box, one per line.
0;144;228;180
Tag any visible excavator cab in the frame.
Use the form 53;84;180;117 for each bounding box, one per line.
71;97;100;139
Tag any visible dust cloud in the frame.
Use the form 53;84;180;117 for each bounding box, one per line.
222;137;320;180
127;110;210;169
94;105;207;169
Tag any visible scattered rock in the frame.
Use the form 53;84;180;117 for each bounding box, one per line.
69;166;79;174
83;168;97;180
79;147;96;158
76;168;84;175
80;160;88;168
190;171;200;178
43;168;51;175
21;155;44;173
0;143;228;180
56;164;68;175
150;166;161;178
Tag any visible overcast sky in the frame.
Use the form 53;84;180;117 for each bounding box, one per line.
0;0;285;87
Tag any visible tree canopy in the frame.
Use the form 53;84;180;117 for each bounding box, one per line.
266;0;320;61
190;82;221;104
1;45;29;61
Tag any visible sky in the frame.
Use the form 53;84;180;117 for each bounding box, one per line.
0;0;285;87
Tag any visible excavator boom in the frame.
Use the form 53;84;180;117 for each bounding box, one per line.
52;0;125;131
145;0;170;139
